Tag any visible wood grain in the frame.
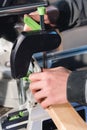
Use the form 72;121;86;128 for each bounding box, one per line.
46;103;87;130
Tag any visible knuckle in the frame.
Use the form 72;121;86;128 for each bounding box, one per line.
41;102;47;109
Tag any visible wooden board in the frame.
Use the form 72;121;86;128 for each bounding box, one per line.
46;103;87;130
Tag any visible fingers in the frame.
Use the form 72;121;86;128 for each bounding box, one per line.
40;98;50;109
29;72;42;82
29;80;49;108
29;71;50;81
34;89;47;102
23;24;32;31
29;80;44;92
29;11;49;24
42;66;64;72
38;97;55;109
29;67;70;109
43;67;71;73
29;11;40;22
30;88;52;109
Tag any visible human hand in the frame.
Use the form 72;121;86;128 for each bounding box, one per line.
29;67;71;109
24;5;59;31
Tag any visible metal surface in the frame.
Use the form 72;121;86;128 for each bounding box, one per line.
0;1;48;16
0;106;12;117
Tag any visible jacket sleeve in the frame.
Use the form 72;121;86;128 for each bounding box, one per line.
0;0;5;6
53;0;87;31
67;70;87;105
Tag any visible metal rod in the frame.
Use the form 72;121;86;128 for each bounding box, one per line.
35;45;87;66
16;78;26;105
38;6;47;68
0;1;48;16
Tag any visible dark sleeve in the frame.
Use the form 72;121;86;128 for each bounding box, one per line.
0;0;4;6
67;70;87;105
53;0;87;31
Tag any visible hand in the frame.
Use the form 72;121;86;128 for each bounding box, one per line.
24;5;59;31
29;67;71;109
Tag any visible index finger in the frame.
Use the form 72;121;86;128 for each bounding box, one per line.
29;72;43;82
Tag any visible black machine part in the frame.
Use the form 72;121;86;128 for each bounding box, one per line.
0;0;48;16
10;29;61;79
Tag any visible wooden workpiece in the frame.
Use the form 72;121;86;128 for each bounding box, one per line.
46;102;87;130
